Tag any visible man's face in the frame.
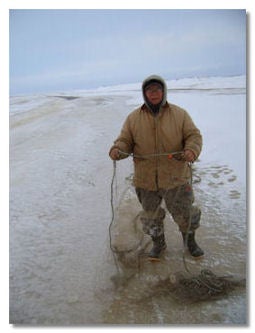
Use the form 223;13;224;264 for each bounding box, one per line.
145;84;164;105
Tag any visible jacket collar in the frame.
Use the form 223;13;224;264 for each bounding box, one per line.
141;101;169;112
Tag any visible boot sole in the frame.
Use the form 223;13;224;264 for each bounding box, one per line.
192;253;204;260
147;246;167;262
147;256;161;262
183;248;204;260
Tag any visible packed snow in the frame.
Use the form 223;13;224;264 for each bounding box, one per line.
9;75;246;325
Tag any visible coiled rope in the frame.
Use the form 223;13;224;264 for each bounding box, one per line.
109;150;195;271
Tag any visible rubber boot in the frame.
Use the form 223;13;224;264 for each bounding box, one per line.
148;234;167;261
182;231;204;257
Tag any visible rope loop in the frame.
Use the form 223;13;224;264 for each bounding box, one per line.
109;150;201;274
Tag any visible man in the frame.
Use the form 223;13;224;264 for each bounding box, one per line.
109;75;204;260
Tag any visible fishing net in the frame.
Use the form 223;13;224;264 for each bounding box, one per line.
109;160;149;269
108;152;246;303
143;270;246;303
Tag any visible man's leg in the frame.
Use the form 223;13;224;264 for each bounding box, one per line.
136;188;166;260
164;184;204;257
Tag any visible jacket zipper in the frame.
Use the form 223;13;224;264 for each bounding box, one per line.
154;115;159;190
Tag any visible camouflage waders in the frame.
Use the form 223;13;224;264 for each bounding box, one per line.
136;184;204;259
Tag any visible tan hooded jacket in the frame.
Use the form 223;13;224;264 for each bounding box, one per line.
109;75;202;191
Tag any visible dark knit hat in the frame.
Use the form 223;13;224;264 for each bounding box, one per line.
143;79;164;91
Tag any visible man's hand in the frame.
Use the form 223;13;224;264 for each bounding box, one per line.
109;148;120;160
184;149;195;162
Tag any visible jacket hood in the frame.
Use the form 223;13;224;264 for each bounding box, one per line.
142;75;168;112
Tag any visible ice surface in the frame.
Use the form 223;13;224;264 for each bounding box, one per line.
10;75;246;325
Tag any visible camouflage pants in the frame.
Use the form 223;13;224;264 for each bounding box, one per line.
136;184;201;236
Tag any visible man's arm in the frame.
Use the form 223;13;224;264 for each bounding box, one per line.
109;115;134;160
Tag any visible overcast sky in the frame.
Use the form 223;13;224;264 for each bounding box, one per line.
9;9;246;95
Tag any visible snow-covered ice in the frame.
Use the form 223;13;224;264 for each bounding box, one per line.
9;75;246;325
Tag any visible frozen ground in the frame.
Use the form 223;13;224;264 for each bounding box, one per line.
9;75;246;325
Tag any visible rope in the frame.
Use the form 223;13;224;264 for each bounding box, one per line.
118;150;184;159
109;160;116;253
109;150;198;272
109;160;123;274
